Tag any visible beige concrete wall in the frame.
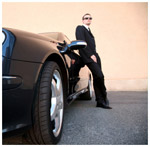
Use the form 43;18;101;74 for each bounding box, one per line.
2;2;148;91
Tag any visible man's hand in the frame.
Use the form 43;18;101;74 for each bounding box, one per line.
71;59;76;64
91;55;97;63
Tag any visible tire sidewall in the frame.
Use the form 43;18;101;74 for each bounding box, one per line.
39;61;64;144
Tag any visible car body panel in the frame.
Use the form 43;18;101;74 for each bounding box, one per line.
3;28;63;63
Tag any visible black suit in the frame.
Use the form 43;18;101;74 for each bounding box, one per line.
76;25;108;103
76;25;96;63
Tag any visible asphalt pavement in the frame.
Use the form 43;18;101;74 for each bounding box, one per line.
3;91;148;145
58;91;148;145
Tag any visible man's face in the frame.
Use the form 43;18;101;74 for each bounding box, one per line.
82;15;92;26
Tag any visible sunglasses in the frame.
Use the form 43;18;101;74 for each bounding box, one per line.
84;17;92;20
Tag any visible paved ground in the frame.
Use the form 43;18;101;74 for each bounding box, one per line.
3;91;148;145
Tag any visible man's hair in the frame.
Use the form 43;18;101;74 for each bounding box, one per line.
82;13;91;20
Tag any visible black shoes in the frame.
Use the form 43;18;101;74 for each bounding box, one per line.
96;99;112;109
96;102;112;109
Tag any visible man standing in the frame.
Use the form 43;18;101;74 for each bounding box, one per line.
75;13;112;109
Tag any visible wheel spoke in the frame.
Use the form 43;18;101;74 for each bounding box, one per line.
51;79;57;97
54;73;62;97
57;95;63;110
54;112;60;133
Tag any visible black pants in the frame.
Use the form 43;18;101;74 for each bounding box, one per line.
86;53;107;102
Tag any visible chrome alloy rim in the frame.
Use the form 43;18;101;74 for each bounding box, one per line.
89;78;93;98
50;70;64;137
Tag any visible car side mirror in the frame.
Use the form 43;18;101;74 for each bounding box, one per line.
59;40;87;53
68;40;87;50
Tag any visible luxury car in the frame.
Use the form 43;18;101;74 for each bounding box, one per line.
2;28;92;144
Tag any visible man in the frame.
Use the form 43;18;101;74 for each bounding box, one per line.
75;13;112;109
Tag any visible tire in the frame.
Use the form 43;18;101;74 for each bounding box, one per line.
26;61;64;144
78;75;93;100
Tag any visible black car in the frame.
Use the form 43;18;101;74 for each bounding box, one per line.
2;28;92;144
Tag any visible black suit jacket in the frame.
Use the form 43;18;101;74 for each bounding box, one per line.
75;25;96;63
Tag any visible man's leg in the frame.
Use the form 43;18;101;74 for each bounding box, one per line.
86;62;111;109
95;54;109;102
86;62;106;102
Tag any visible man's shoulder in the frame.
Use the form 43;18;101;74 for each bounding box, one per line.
76;25;85;31
76;25;84;29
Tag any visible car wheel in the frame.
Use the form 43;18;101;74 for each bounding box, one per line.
78;75;93;100
26;61;64;144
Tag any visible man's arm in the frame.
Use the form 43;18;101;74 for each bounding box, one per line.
75;26;94;58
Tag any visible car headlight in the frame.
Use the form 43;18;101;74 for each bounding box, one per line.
2;31;6;44
2;29;16;58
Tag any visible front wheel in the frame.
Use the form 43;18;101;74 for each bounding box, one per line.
26;61;64;144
